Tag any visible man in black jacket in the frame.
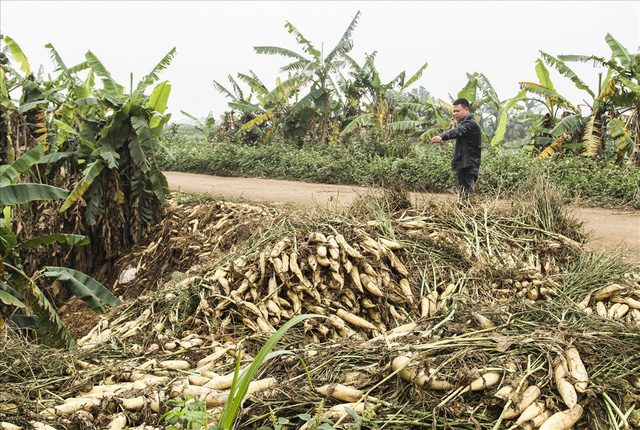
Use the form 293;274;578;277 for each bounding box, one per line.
431;98;481;196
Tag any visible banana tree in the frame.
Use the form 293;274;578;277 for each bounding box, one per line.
215;72;311;144
1;36;175;278
254;11;361;143
538;50;619;158
557;33;640;164
0;143;119;348
458;72;527;148
341;51;430;139
519;58;580;153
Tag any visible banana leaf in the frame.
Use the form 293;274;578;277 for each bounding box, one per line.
59;160;104;213
43;266;120;313
0;184;68;206
3;36;31;74
17;234;89;250
0;144;44;186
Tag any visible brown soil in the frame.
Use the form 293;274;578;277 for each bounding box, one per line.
164;171;640;253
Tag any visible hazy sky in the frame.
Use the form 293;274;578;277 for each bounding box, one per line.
1;1;639;123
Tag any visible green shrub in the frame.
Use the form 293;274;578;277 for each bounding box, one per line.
158;129;640;208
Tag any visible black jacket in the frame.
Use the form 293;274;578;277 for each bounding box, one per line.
439;114;481;172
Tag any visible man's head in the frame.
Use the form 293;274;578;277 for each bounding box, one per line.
452;98;471;122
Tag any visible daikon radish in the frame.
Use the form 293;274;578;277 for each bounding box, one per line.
391;356;453;390
86;383;132;395
399;278;413;299
473;313;495;329
468;372;501;391
425;378;455;390
515;400;546;426
189;374;211;386
336;309;377;331
531;409;551;428
159;360;191;370
29;424;57;430
149;391;164;413
316;383;364;402
325;402;366;419
539;404;583;430
379;237;403;250
608;303;622;318
54;397;100;415
624;296;640;310
614;304;630;319
205;368;248;390
181;384;213;397
594;284;624;301
392;355;424;385
308;232;327;243
577;294;591;309
120;396;145;411
336;234;364;258
565;347;588;393
204;377;277;407
502;385;541;419
106;414;127;430
596;301;607;317
553;359;577;408
494;385;514;400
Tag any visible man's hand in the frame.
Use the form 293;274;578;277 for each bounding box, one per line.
431;135;443;143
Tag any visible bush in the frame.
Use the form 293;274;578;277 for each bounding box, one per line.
158;130;640;208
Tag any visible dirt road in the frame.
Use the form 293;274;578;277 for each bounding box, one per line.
164;171;640;253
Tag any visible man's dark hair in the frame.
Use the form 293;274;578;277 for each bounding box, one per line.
452;98;471;109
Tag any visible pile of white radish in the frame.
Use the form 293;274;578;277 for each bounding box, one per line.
577;283;640;325
390;344;591;429
34;353;278;430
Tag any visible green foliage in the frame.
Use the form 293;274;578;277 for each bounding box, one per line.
217;314;324;430
160;129;640;208
161;397;215;430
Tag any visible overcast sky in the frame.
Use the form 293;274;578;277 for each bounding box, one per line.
1;1;639;123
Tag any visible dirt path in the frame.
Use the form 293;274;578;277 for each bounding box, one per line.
164;171;640;253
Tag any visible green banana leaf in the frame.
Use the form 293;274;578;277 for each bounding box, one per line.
0;144;44;186
43;266;120;313
59;160;104;213
147;81;171;114
3;36;31;75
0;289;25;308
17;234;89;250
0;184;69;206
550;114;584;137
85;51;123;97
130;116;153;172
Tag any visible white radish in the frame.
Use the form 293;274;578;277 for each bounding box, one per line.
120;396;145;411
159;360;191;370
515;400;546;426
316;383;364;402
502;385;541;419
565;347;588;393
539;404;583;430
553;359;577;409
594;284;624;301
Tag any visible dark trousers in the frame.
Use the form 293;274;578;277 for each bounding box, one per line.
455;168;478;196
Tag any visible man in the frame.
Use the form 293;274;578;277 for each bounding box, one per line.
431;98;481;196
